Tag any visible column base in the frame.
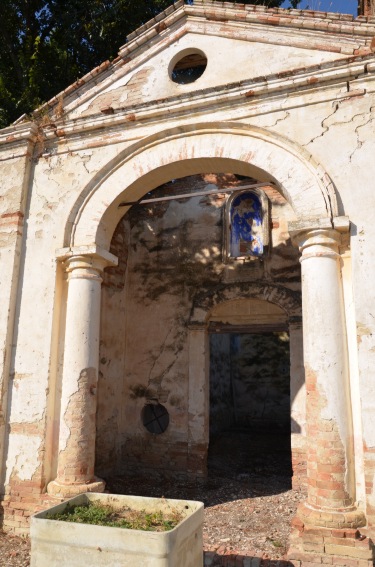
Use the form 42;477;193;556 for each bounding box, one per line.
47;476;105;499
297;501;366;530
289;503;373;566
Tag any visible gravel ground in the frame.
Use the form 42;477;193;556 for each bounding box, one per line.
0;429;305;566
0;533;30;567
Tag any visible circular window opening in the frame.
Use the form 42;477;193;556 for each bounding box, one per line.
171;51;207;85
142;403;170;434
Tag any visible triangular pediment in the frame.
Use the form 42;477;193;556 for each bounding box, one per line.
31;0;375;122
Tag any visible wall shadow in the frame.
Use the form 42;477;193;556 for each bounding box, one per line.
105;426;297;505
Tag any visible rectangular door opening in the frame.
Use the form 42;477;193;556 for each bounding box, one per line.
208;329;292;489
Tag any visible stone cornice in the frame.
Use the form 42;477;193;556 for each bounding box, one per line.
0;123;38;162
0;123;38;148
18;1;375;123
36;54;374;149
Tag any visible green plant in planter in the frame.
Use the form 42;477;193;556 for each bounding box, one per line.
32;493;204;567
48;502;183;532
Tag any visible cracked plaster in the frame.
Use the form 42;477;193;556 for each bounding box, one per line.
5;434;43;485
1;0;375;539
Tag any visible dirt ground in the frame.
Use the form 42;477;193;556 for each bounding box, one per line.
0;429;305;566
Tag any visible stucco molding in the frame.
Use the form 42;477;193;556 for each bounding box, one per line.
34;57;373;144
62;122;338;251
25;0;375;122
56;245;118;268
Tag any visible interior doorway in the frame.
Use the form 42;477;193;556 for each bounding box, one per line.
208;327;293;486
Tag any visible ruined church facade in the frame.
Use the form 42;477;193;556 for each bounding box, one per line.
1;1;375;564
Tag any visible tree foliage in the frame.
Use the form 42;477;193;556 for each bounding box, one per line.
0;0;286;128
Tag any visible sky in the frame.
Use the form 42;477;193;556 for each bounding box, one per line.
281;0;358;15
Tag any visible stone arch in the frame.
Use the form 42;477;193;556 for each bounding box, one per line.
64;122;337;251
189;282;302;326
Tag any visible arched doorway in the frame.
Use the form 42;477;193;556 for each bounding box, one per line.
90;171;304;485
49;124;365;566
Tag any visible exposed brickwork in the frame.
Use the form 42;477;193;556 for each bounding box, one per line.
125;0;375;50
292;448;307;490
126;67;152;106
288;366;370;564
359;0;375;17
0;211;24;237
362;445;375;528
119;438;206;482
55;368;98;485
0;480;62;535
204;554;374;567
304;369;352;510
289;523;374;566
87;66;152;115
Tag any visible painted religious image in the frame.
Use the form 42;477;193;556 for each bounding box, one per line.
229;191;264;258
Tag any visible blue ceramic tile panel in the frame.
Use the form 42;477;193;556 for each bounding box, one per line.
230;192;263;257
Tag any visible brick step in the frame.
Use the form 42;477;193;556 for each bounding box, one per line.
204;552;292;567
204;550;374;567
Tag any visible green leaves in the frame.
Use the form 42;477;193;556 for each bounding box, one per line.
0;0;286;128
0;0;177;126
48;502;182;531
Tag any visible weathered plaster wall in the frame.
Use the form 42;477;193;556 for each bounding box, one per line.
0;3;375;540
253;88;375;517
74;34;348;119
96;173;301;480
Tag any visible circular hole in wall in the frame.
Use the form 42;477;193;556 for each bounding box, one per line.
142;403;170;434
170;50;207;84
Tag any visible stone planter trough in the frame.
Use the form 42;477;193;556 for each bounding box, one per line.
30;492;204;567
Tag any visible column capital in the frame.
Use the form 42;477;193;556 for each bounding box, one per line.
289;216;349;243
288;216;350;237
56;245;118;276
288;217;350;261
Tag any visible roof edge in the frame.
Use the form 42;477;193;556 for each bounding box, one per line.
14;0;375;125
124;0;375;52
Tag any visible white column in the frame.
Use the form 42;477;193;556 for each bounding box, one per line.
290;220;365;528
48;247;117;498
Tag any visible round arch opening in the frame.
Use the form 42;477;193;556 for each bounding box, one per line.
64;124;336;251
